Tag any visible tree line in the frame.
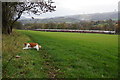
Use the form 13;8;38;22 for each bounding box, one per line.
20;19;118;32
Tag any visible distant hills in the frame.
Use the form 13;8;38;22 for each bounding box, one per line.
19;12;118;24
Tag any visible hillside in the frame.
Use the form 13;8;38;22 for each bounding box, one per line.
19;12;118;24
66;12;118;21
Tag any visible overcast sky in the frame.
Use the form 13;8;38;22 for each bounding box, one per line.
21;0;119;19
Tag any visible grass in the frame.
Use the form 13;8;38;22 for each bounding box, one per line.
3;30;118;78
2;31;47;78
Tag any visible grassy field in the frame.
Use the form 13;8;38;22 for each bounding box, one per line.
3;30;118;78
2;31;47;78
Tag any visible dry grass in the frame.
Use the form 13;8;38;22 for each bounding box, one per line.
2;30;31;78
2;31;30;65
3;30;30;55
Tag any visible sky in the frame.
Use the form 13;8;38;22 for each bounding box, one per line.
21;0;119;19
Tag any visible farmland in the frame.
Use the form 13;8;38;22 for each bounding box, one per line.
3;30;118;78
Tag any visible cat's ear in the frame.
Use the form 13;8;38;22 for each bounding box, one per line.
24;43;27;45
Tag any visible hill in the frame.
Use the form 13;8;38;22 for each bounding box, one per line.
19;12;118;24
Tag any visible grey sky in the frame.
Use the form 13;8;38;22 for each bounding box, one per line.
21;0;119;19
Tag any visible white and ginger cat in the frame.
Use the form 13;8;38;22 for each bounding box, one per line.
23;43;41;51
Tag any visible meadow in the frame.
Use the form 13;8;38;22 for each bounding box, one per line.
2;30;118;78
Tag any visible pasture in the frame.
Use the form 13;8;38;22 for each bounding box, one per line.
3;30;118;78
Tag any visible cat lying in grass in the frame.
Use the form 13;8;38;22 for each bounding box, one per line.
23;43;41;51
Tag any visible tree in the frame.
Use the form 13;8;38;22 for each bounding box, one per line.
2;0;56;34
13;21;23;29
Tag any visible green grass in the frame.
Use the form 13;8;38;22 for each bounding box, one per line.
19;30;118;78
2;31;47;78
3;30;118;78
